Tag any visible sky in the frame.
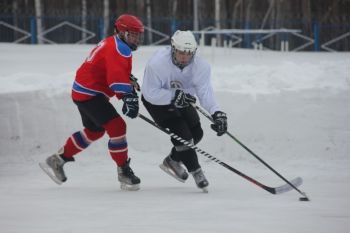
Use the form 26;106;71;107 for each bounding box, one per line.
0;43;350;233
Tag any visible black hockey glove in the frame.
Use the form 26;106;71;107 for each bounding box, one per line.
173;89;196;108
122;92;139;119
130;74;140;92
211;111;227;136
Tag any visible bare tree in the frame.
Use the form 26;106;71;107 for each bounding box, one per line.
103;0;109;38
12;0;19;40
193;0;199;31
301;0;312;34
34;0;43;44
81;0;87;42
215;0;221;46
146;0;152;43
232;0;243;29
260;0;275;29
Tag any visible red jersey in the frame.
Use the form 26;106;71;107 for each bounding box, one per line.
72;36;133;101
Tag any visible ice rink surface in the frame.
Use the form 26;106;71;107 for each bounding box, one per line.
1;44;350;233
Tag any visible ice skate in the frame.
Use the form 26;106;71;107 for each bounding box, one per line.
39;148;74;185
117;159;140;191
159;155;189;183
191;168;209;193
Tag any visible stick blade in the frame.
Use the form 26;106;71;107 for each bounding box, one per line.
274;177;303;194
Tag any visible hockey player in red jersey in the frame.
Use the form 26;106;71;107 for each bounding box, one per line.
39;14;144;191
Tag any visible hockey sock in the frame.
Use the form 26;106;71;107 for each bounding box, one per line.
103;117;128;167
170;147;181;162
176;148;200;172
63;128;105;158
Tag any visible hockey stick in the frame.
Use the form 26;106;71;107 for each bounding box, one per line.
193;104;310;200
138;113;302;195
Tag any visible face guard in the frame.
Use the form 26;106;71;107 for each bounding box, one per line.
171;49;196;69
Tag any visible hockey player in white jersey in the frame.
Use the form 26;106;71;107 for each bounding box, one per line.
141;30;228;192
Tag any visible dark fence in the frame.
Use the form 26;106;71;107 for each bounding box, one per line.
1;14;350;51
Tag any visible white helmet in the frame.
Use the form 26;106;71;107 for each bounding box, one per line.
171;30;197;69
171;30;197;54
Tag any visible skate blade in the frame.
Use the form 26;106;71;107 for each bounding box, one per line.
39;162;63;185
201;187;209;193
159;164;186;183
120;183;140;191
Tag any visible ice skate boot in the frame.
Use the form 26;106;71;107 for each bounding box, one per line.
117;159;140;191
39;148;74;185
191;168;209;193
159;155;189;183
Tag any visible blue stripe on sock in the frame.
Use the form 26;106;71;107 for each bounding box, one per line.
73;132;90;148
108;139;127;150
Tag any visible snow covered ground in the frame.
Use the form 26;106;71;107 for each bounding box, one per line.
0;43;350;233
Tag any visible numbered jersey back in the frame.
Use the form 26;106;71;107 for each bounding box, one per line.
72;36;133;101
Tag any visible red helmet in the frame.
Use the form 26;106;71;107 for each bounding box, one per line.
114;14;144;33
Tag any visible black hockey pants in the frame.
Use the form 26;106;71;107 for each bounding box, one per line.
142;96;203;172
74;94;120;132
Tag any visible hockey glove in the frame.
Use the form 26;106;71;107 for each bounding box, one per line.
211;111;227;136
122;92;139;119
173;89;196;108
130;74;140;92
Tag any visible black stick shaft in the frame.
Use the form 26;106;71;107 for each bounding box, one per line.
194;105;308;198
138;113;284;195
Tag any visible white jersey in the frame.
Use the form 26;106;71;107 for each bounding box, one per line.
141;47;220;115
